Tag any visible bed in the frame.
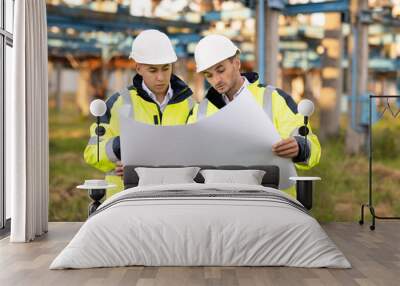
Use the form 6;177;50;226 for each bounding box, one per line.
50;165;351;269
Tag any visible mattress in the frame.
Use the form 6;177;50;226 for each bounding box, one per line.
50;183;351;269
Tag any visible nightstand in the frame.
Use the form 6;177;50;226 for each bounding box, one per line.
77;180;116;216
289;177;321;210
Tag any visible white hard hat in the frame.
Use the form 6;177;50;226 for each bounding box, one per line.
194;34;240;73
130;29;177;64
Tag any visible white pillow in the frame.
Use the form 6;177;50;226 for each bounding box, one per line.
200;169;266;185
135;167;200;186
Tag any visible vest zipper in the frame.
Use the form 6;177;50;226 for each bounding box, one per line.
153;115;159;125
159;87;188;124
156;105;162;125
156;87;189;125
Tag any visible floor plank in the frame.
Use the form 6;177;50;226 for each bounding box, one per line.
0;222;399;286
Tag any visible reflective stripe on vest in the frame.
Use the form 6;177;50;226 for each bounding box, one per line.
120;87;134;118
87;136;98;145
106;170;117;176
187;96;194;111
105;137;119;163
263;85;274;121
197;98;209;121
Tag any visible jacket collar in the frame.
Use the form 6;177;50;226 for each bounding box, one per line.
131;74;193;104
204;72;261;108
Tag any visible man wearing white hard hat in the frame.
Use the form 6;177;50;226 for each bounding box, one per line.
188;34;321;196
84;29;194;197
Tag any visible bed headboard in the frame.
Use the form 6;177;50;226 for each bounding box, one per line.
123;165;280;189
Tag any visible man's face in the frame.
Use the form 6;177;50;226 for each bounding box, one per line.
136;63;172;94
202;56;241;94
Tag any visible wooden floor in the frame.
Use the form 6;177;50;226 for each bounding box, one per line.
0;222;399;286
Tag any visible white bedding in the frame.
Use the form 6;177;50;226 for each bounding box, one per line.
50;183;351;269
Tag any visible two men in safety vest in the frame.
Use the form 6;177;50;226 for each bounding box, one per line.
84;31;321;198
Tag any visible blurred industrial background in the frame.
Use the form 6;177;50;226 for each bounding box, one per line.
45;0;400;222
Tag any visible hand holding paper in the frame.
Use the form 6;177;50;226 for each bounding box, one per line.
272;137;300;158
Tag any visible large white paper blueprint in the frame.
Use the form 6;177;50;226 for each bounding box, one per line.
120;94;297;189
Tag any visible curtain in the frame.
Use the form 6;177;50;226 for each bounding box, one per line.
8;0;49;242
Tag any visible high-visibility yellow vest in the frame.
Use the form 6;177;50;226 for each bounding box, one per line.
84;74;194;197
187;72;321;197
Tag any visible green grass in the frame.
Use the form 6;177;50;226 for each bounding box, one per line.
49;95;400;222
49;94;103;221
303;113;400;222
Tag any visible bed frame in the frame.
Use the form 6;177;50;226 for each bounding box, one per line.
123;165;280;189
123;165;315;211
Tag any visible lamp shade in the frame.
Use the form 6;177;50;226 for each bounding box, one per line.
90;99;107;117
298;99;315;117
